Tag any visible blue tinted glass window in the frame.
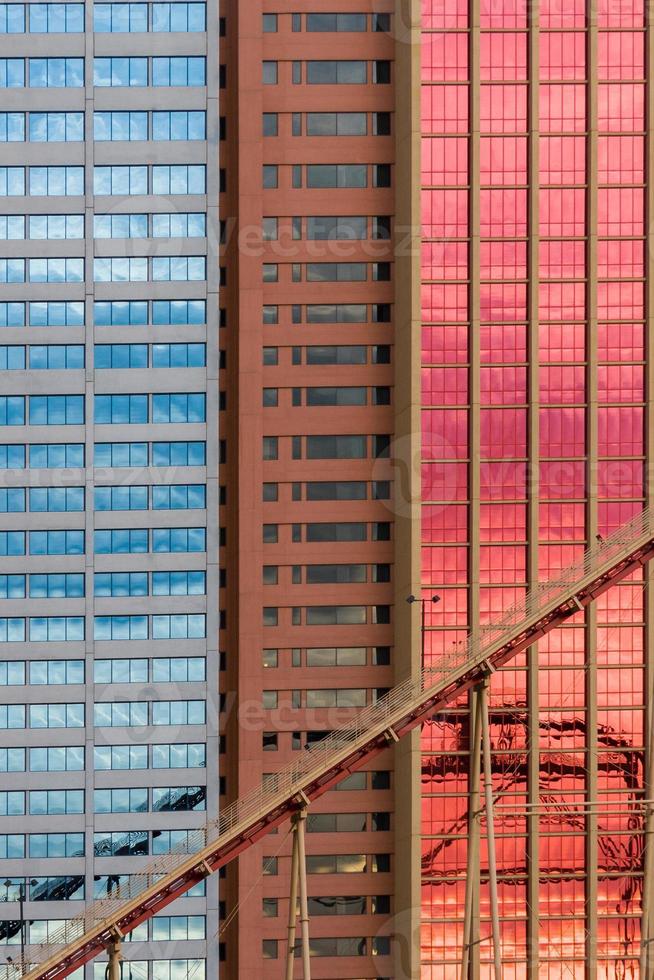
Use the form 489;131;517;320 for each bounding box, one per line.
152;484;205;509
0;168;25;195
94;486;148;511
94;394;148;424
152;110;205;141
0;488;24;511
0;346;25;369
0;445;25;468
93;57;147;87
151;212;205;237
0;112;24;140
29;616;84;641
94;213;147;238
29;58;83;86
152;527;205;553
94;572;148;597
152;570;205;595
29;4;84;31
152;393;205;423
29;530;84;555
0;5;26;32
29;112;83;141
94;111;148;141
152;300;205;324
29;345;84;369
94;615;148;640
0;58;25;87
152;3;205;30
93;442;148;467
151;441;205;466
29;395;84;425
93;3;147;31
0;532;25;555
94;300;147;325
29;166;84;195
152;56;205;86
29;574;84;598
29;487;84;512
151;164;205;194
0;575;25;598
94;529;148;554
29;301;83;326
0;303;24;326
29;444;84;468
0;396;25;425
95;344;148;369
29;214;84;239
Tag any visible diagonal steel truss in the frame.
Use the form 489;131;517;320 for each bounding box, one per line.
13;504;654;980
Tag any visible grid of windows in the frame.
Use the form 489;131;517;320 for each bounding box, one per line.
420;3;648;976
0;0;216;971
244;6;396;974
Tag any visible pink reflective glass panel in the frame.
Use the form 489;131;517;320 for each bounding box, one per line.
420;1;647;966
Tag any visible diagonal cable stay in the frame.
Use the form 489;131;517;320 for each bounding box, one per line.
12;504;654;980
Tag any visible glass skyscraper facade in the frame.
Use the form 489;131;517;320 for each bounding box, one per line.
420;1;651;976
0;3;219;979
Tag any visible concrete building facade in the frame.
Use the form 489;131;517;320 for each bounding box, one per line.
0;2;220;980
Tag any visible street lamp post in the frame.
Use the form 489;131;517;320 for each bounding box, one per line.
406;593;440;670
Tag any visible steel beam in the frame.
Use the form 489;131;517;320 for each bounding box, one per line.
461;688;482;980
105;940;121;980
295;812;311;979
641;716;654;978
285;818;301;980
480;681;502;980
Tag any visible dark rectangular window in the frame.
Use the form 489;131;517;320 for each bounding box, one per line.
306;435;366;459
306;60;366;84
262;113;277;136
306;387;365;406
306;346;366;365
306;522;366;541
306;483;366;502
306;164;366;188
306;216;367;240
306;13;367;31
306;112;366;136
373;60;391;83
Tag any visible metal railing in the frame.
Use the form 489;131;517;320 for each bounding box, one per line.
14;502;654;980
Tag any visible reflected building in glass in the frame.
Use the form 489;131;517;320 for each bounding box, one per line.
418;0;652;976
